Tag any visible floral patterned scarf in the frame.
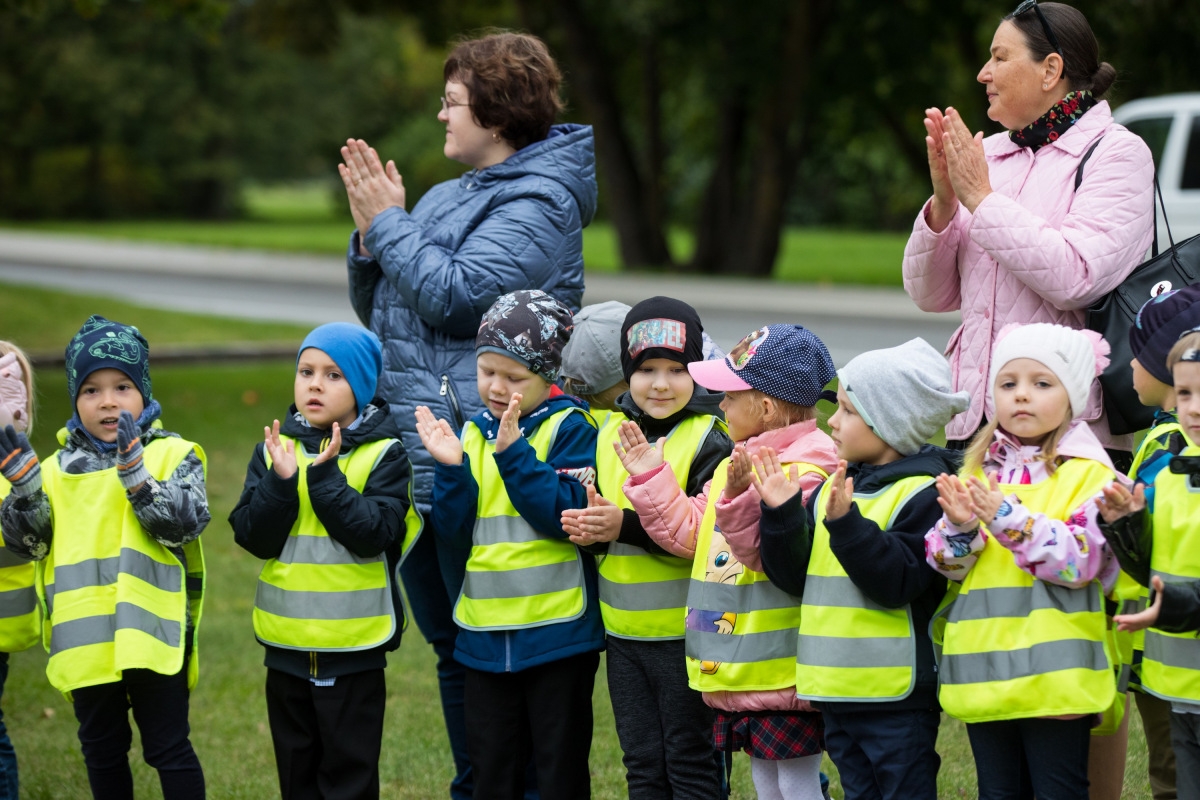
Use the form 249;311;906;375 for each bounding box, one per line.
1008;90;1098;151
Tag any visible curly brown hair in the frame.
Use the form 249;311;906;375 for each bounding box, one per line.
444;32;564;152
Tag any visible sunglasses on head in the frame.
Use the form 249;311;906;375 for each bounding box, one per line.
1012;0;1065;63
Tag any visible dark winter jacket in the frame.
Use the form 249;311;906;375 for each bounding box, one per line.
597;387;733;556
346;124;597;514
228;400;413;680
431;391;604;673
759;445;960;713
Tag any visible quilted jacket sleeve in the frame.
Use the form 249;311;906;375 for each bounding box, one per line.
363;189;584;339
902;199;968;313
967;134;1155;311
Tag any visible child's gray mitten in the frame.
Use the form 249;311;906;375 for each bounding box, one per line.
0;424;41;496
116;410;151;491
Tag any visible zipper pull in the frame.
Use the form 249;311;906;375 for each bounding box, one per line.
440;375;449;397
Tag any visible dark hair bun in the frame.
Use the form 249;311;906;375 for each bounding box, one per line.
1091;62;1116;97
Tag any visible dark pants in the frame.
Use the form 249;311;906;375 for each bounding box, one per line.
71;666;204;800
1135;691;1177;799
606;636;721;800
464;651;599;800
1170;710;1200;800
0;653;16;800
265;668;386;800
822;707;939;800
966;717;1091;800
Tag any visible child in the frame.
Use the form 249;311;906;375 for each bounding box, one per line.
0;315;208;800
560;300;631;414
561;297;733;799
1102;288;1200;800
752;338;967;800
228;322;418;799
0;343;39;799
616;324;839;800
415;289;602;800
1100;329;1200;800
926;322;1121;800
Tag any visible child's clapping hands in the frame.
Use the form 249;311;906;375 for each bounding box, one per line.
415;406;463;465
935;472;1003;527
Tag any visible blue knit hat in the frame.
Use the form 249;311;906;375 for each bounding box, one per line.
298;323;383;414
65;315;152;405
1130;285;1200;385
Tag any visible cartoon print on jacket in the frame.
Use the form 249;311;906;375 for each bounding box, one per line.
685;524;744;674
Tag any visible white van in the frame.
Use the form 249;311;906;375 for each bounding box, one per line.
1112;93;1200;243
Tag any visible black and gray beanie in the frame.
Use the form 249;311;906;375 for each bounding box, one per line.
65;315;152;405
619;296;705;382
476;290;574;383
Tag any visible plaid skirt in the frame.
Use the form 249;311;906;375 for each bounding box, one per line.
712;710;824;760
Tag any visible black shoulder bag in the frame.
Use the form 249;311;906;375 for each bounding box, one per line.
1080;138;1200;435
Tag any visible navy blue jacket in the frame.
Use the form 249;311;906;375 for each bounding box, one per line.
431;392;604;673
347;124;597;513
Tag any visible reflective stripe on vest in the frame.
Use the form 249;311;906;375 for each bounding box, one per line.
796;476;933;701
1142;445;1200;703
254;436;418;651
454;408;591;631
938;458;1115;723
685;456;828;693
595;413;723;640
0;479;39;652
39;435;206;695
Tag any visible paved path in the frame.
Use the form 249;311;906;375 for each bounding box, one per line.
0;230;960;366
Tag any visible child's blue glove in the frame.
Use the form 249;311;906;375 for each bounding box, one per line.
0;424;41;496
116;410;151;492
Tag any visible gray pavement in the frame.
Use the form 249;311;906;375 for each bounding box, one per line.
0;229;961;366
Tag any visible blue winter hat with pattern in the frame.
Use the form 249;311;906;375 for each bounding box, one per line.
688;324;835;407
1130;285;1200;385
298;323;383;415
65;315;152;405
476;290;574;383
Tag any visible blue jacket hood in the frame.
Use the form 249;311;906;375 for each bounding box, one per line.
469;124;597;226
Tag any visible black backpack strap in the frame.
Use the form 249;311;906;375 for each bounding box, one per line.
1074;137;1103;192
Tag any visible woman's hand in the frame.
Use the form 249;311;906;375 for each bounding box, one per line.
923;107;959;232
339;138;406;246
613;421;664;476
264;420;297;480
935;473;976;527
750;447;800;509
415;405;463;465
941;107;993;214
1098;481;1146;524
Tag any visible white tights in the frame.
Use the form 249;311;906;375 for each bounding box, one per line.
750;754;824;800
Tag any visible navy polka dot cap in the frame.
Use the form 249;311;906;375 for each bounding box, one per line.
688;324;835;406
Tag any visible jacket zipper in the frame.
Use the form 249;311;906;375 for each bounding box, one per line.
440;374;465;430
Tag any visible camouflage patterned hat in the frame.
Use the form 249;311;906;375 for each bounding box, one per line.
65;315;152;404
475;290;574;383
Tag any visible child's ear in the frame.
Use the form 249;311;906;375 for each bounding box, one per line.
760;395;777;425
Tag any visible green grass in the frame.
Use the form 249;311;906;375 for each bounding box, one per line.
0;179;910;284
0;284;1153;797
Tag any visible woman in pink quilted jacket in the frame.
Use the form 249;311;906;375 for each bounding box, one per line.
903;2;1154;461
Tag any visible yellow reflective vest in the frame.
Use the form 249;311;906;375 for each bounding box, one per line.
595;412;724;640
0;479;39;653
796;475;934;701
686;456;828;693
39;434;205;695
454;408;591;631
1141;444;1200;704
938;458;1115;723
254;436;421;651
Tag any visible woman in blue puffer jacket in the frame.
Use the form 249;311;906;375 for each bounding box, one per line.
338;31;596;800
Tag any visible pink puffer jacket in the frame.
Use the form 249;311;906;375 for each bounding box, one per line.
903;101;1154;448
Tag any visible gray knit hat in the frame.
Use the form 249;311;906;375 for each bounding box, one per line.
560;301;630;395
837;338;970;456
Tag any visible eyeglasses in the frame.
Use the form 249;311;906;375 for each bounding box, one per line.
440;97;469;113
1012;0;1065;63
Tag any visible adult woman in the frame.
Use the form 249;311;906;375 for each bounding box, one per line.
903;1;1153;458
338;32;596;799
903;4;1154;798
